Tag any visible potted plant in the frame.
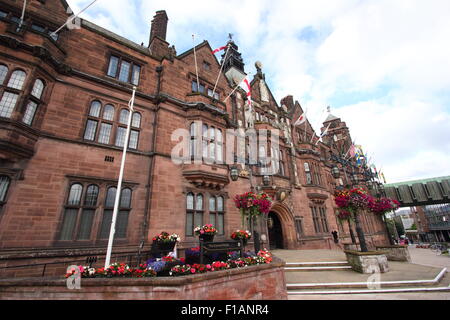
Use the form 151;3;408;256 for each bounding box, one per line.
231;230;252;246
194;224;218;242
152;231;181;251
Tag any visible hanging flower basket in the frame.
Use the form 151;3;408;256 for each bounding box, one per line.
334;187;373;217
368;197;400;215
234;192;272;226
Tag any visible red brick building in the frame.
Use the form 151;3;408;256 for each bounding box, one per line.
0;0;388;276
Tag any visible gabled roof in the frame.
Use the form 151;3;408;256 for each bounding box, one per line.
324;113;340;123
177;40;223;68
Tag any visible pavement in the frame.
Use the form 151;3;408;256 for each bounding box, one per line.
272;246;450;300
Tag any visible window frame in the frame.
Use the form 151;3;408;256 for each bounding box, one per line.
58;183;100;241
186;192;226;238
0;175;11;210
22;78;46;126
0;67;28;120
186;192;204;237
98;186;133;240
83;100;141;150
107;54;141;86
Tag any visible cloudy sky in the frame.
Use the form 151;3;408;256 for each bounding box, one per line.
66;0;450;183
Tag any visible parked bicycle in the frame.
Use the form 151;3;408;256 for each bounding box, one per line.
430;243;448;255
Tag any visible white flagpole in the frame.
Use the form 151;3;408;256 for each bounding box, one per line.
18;0;27;29
212;43;231;97
223;72;252;103
50;0;100;37
223;83;240;103
104;86;136;269
192;34;200;92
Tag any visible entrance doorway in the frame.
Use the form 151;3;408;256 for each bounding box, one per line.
268;211;284;249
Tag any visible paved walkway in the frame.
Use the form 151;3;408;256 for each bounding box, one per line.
274;246;450;300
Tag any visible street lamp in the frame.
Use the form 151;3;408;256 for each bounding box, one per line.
331;166;340;179
350;173;358;185
230;167;239;182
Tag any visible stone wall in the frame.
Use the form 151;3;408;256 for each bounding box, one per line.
344;250;389;274
0;259;287;300
376;245;411;262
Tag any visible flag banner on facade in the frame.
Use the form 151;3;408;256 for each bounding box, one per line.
239;76;252;107
212;45;227;54
315;123;331;145
294;113;306;126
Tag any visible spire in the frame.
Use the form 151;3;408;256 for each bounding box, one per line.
324;106;339;123
221;37;245;74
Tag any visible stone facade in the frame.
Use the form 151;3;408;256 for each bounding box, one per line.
0;0;389;272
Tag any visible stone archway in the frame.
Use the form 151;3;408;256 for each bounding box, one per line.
266;202;296;250
268;211;284;249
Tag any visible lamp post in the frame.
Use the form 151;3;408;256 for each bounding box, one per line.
349;172;369;252
330;156;370;252
230;165;261;253
332;165;357;245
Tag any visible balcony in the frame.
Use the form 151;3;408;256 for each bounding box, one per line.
182;162;229;190
0;118;38;160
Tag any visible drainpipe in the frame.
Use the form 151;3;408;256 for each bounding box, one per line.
140;64;163;251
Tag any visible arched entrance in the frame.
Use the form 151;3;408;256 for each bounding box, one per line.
268;211;284;249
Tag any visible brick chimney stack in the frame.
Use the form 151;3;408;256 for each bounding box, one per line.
149;10;168;42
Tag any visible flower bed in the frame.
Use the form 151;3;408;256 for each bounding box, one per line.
2;253;287;300
65;250;274;279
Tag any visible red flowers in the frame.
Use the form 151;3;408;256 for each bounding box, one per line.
194;224;218;236
335;188;372;214
65;263;156;278
170;250;274;276
335;187;400;218
368;197;400;215
231;230;252;240
234;192;272;216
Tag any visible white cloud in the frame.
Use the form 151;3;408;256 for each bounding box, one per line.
66;0;450;182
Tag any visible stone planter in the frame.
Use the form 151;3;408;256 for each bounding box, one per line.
344;250;389;274
375;245;411;262
343;243;359;251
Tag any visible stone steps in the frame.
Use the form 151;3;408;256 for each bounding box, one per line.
286;267;449;295
284;261;351;272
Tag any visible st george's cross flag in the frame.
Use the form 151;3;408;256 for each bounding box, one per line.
212;45;228;55
294;113;306;126
239;76;252;107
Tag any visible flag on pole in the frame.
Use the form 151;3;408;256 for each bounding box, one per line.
212;45;228;54
315;123;331;145
294;112;306;126
348;144;356;158
239;76;252;107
